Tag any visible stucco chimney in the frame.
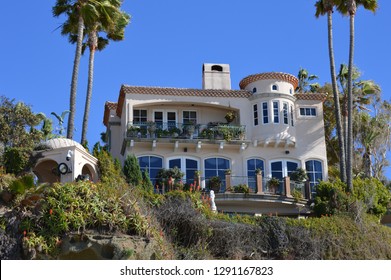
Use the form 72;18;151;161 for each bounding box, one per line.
202;63;231;90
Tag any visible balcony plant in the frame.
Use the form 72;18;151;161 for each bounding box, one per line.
232;184;250;194
289;168;308;183
267;177;280;194
146;121;156;135
168;126;181;137
208;176;221;193
225;111;236;123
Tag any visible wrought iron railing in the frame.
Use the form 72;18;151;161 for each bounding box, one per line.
126;121;246;141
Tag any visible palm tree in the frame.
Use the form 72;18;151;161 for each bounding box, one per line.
296;68;319;93
80;6;130;146
336;0;378;191
53;0;115;140
315;0;347;182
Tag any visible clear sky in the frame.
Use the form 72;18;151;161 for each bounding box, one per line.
1;1;390;178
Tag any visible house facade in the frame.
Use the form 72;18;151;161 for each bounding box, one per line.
104;63;328;215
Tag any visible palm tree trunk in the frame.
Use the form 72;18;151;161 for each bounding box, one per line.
81;31;97;147
67;13;84;139
346;7;356;191
327;10;346;182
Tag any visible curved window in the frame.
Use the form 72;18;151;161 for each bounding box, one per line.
168;157;199;184
247;158;264;192
283;102;289;124
262;102;269;124
211;65;223;72
270;160;299;194
273;101;279;123
253;104;259;126
272;84;278;91
252;87;257;93
204;157;230;191
138;156;163;186
305;160;323;192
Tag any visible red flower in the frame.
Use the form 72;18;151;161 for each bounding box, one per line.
23;230;27;237
49;209;53;215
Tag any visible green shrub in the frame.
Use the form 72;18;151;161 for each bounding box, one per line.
313;180;348;216
352;177;391;217
123;154;143;186
232;184;250;194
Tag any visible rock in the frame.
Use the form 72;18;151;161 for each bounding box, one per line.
58;231;160;260
0;229;20;259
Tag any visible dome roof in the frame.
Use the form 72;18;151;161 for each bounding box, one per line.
45;138;86;151
239;72;298;89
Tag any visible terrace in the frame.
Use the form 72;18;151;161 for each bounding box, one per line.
126;121;246;142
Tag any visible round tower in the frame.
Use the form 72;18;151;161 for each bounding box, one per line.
239;72;298;147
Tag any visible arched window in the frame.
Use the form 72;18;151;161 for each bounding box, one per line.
305;160;323;193
272;84;278;91
204;157;230;191
247;158;264;192
168;157;199;184
138;155;163;185
252;87;257;93
211;65;223;72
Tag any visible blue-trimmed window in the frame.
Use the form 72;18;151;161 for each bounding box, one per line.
305;160;323;192
283;102;288;124
138;156;163;186
262;102;269;124
272;85;278;91
300;107;316;116
290;105;294;126
273;101;279;123
247;158;264;192
204;158;230;191
253;104;259;126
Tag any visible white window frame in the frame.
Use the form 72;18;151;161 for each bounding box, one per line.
253;104;259;126
262;102;269;124
299;107;317;117
273;101;279;123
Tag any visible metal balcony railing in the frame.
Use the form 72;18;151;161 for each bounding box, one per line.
126;121;246;141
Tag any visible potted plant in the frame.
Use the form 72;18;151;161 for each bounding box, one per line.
267;177;280;194
255;168;262;175
225;169;231;175
147;121;156;136
225;111;236;123
208;176;221;193
289;168;308;183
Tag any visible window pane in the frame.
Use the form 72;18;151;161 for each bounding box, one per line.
186;159;198;169
300;108;305;115
169;159;181;169
150;156;162;168
205;158;216;169
287;161;298;175
217;158;229;169
138;156;149;168
247;159;255;170
311;108;316;116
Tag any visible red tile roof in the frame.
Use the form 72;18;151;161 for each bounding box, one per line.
116;85;251;117
239;72;299;89
294;93;327;101
103;101;117;126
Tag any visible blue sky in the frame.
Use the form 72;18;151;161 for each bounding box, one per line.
1;1;390;178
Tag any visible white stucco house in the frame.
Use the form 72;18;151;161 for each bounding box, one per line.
103;63;328;216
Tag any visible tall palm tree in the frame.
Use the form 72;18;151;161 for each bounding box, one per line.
315;0;347;182
53;0;115;140
80;6;130;146
336;0;378;191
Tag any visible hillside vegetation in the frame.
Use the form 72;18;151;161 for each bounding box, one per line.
1;172;391;260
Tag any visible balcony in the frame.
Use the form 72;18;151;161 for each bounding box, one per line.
126;121;246;142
